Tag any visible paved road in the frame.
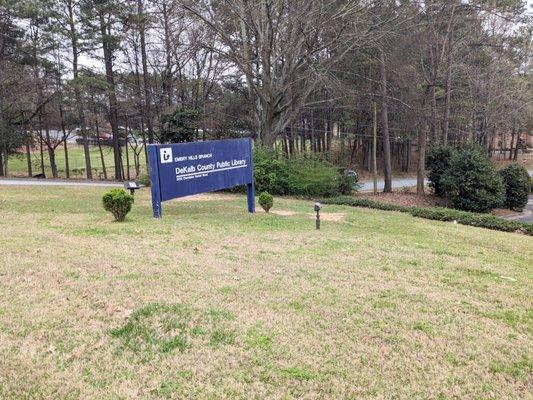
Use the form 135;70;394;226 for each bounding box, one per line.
359;177;426;192
0;176;422;191
1;173;528;193
0;178;122;188
358;170;532;192
504;195;533;224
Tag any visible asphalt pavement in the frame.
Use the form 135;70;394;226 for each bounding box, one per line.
1;176;416;190
358;177;426;191
504;195;533;224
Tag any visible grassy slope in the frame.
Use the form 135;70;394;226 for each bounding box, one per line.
7;145;146;178
0;186;531;399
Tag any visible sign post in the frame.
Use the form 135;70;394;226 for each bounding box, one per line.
147;138;255;218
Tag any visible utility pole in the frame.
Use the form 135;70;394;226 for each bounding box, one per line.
373;101;378;195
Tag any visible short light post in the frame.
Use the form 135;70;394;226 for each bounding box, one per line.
314;202;321;230
124;181;141;196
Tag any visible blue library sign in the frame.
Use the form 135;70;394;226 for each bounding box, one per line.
147;138;255;217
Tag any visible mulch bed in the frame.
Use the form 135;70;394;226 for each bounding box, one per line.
357;191;449;208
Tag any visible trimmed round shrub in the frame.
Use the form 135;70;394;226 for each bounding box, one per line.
258;191;274;213
441;145;504;213
426;145;454;196
500;163;531;211
102;189;134;222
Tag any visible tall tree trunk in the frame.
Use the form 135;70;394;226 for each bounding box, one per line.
130;33;149;167
45;124;58;179
430;85;438;143
67;0;92;179
141;122;148;167
379;48;392;192
162;0;173;107
513;132;520;161
59;101;70;179
281;129;288;156
94;116;107;180
428;39;438;143
402;140;411;172
1;148;9;176
417;120;428;195
441;5;455;144
442;64;452;145
365;138;371;172
33;32;45;178
26;137;32;177
326;111;332;151
63;137;69;178
260;103;277;148
288;125;295;157
25;124;32;177
99;12;122;180
38;115;45;176
349;138;357;165
137;0;154;144
125;116;131;180
372;102;378;194
134;149;140;178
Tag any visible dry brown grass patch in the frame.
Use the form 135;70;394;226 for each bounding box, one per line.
0;186;531;399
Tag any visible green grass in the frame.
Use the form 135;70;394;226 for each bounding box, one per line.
0;186;531;399
7;144;146;179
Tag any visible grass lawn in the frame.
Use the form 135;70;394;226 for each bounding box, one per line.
7;144;147;179
0;186;531;399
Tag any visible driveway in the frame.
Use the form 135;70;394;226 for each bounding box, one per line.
504;195;533;224
359;176;426;192
1;176;423;191
358;170;532;192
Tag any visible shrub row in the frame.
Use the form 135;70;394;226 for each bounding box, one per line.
253;148;356;197
426;144;531;212
319;196;411;212
320;196;533;236
409;207;532;235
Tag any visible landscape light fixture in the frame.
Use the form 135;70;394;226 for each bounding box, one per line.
124;181;142;196
314;202;322;230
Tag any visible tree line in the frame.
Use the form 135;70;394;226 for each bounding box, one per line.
0;0;531;191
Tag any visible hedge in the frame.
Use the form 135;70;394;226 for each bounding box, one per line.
319;196;532;236
320;196;411;212
253;148;355;197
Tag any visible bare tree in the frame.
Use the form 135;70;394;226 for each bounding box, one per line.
183;0;383;147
